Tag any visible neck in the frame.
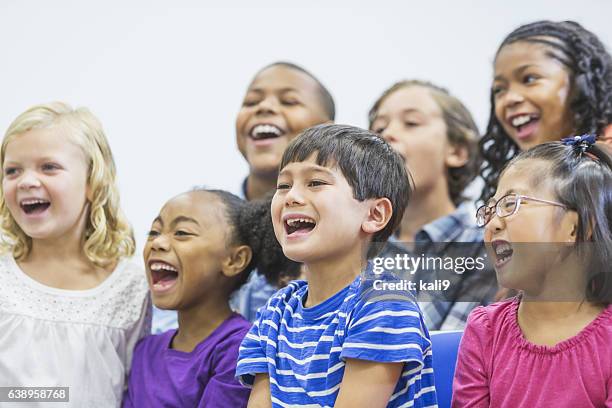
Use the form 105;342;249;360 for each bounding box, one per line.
303;245;366;308
173;297;232;353
245;172;277;201
27;210;89;265
398;187;456;242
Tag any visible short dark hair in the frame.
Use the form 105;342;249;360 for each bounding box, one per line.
480;20;612;203
503;141;612;305
368;80;481;206
260;61;336;121
280;124;412;256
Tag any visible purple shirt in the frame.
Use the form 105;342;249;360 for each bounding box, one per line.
123;313;251;408
452;298;612;408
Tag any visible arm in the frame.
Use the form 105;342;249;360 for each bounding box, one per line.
335;359;403;408
451;308;491;408
247;374;272;408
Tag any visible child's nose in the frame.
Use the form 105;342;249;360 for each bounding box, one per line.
256;95;279;115
284;185;305;207
17;170;41;190
500;86;525;108
484;211;505;237
151;234;170;251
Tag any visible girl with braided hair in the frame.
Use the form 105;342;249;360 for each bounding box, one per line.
480;20;612;204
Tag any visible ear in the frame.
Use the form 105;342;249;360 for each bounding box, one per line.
362;197;393;235
221;245;253;278
562;210;580;243
444;142;469;169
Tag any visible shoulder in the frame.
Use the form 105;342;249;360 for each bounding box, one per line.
261;280;307;313
134;330;173;359
465;298;517;335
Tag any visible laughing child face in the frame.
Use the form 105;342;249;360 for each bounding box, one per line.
235;64;331;178
144;191;243;311
492;40;574;151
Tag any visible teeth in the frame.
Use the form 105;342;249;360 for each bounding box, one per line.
286;217;316;227
511;115;533;127
150;262;178;272
21;199;48;205
494;242;512;255
251;124;282;137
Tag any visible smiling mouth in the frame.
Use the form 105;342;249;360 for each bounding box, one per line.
492;240;513;267
20;199;50;215
149;261;179;292
509;114;540;139
249;124;285;141
284;217;316;237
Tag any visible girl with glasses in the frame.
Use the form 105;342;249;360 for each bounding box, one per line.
452;137;612;407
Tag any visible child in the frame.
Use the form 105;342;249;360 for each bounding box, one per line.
452;136;612;407
480;20;612;204
369;80;497;330
124;189;298;407
231;61;336;323
0;102;150;407
237;124;437;407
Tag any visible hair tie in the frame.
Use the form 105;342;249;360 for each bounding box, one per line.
561;134;596;153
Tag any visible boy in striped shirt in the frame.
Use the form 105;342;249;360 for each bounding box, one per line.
236;124;437;407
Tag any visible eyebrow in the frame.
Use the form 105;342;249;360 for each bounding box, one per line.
279;164;335;178
248;87;300;94
152;215;200;227
494;64;536;81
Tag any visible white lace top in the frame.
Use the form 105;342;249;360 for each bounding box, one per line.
0;255;151;407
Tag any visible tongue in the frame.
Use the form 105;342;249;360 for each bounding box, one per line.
516;119;539;140
24;203;50;214
152;271;178;291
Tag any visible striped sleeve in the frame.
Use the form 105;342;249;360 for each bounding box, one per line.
341;296;430;366
236;309;270;388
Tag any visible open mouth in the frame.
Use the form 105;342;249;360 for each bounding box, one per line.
492;240;513;268
20;198;50;215
149;260;179;292
508;114;540;140
249;124;285;141
284;216;316;237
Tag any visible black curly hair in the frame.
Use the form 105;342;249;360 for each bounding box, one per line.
192;188;300;291
480;20;612;203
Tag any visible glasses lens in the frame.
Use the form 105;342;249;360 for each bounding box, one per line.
476;206;490;227
498;194;518;217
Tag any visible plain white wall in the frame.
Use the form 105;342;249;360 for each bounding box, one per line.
1;0;610;260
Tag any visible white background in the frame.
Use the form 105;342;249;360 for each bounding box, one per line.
1;0;610;259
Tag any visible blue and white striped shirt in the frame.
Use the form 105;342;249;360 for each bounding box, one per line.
236;273;437;407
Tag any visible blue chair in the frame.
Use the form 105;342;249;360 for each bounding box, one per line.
430;330;463;408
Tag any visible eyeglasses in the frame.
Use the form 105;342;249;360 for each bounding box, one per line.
476;193;567;227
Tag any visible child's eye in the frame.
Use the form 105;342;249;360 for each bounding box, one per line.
41;163;60;172
3;167;19;177
175;230;194;237
308;180;327;187
242;98;260;107
147;230;160;238
281;98;300;106
372;126;385;134
492;85;505;96
276;183;291;190
523;74;539;84
404;121;419;128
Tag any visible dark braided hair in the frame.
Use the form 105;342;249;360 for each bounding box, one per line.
480;20;612;203
192;188;300;291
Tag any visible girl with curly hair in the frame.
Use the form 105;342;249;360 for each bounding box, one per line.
0;102;150;407
480;20;612;204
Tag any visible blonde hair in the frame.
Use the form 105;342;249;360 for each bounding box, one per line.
0;102;135;266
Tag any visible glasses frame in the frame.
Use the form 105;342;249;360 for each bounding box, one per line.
476;193;567;227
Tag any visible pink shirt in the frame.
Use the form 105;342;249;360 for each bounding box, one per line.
452;298;612;408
